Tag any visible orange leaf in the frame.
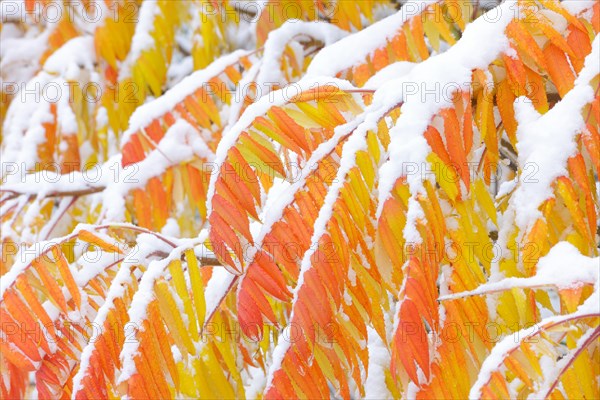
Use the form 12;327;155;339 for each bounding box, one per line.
32;259;68;313
52;246;81;309
393;299;430;383
543;43;575;97
442;107;470;187
78;230;124;254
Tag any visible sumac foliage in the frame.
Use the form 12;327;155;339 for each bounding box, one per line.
1;0;599;399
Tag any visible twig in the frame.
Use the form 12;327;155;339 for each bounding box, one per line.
95;223;178;248
542;326;600;398
499;138;518;171
0;185;105;202
147;249;221;266
43;197;78;240
203;275;240;330
232;3;257;19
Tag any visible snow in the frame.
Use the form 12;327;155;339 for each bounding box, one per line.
307;1;437;78
206;76;357;216
364;61;417;89
374;1;517;240
0;23;49;88
213;5;526;379
121;49;250;146
117;232;235;385
561;0;597;15
223;20;347;133
255;20;348;87
468;240;600;399
264;325;292;392
0;232;78;298
245;97;365;268
43;36;95;78
117;244;188;383
263;92;377;390
74;249;122;287
244;366;267;399
365;327;393;399
56;86;79;135
1;35;97;175
511;35;599;232
253;2;510;253
469;280;600;399
1;0;598;397
37;197;75;240
104;119;214;221
203;266;236;315
118;1;160;81
529;325;599;398
2;119;215;223
440;241;599;301
161;217;181;237
292;110;374;281
166;55;194;88
71;233;170;398
495;178;517;199
2;76;54;171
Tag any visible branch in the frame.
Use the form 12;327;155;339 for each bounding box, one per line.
469;312;600;399
96;223;179;248
147;249;221;267
541;326;600;398
232;3;257;19
438;281;595;302
0;185;105;204
499;138;518;171
203;275;239;329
